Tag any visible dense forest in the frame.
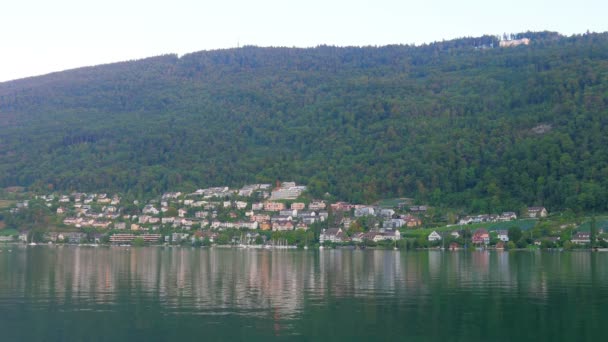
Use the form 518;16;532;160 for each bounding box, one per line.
1;31;607;213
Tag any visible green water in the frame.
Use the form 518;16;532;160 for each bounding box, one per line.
1;245;607;341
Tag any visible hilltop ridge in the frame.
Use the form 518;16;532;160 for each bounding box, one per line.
1;31;608;213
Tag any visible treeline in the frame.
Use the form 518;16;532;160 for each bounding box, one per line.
1;31;608;213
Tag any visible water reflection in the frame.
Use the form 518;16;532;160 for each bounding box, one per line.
1;246;608;340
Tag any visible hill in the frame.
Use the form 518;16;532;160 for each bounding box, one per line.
1;31;608;213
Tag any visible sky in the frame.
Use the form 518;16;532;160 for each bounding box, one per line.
1;0;607;82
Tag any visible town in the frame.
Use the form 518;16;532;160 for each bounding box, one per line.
1;182;606;250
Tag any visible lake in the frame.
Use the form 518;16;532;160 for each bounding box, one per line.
1;245;607;341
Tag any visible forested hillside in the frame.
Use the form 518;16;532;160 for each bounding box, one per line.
1;31;608;212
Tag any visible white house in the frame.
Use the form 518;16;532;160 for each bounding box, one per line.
428;231;442;242
528;207;548;218
354;207;375;217
320;228;347;243
496;230;509;242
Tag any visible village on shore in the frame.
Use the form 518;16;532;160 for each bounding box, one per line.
1;181;606;250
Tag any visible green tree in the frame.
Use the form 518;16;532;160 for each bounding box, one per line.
165;207;178;217
508;226;523;243
132;237;145;247
590;216;597;247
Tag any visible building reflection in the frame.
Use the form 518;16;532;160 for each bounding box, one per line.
0;245;604;320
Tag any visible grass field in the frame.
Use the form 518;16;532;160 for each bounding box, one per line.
0;228;18;236
401;219;539;238
575;217;608;232
375;198;413;208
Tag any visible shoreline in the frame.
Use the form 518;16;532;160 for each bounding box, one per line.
3;242;607;252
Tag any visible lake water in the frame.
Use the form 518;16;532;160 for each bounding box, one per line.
1;245;607;341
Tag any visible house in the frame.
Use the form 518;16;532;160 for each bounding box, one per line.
235;201;248;210
92;220;111;229
495;241;506;250
448;242;460;250
195;211;209;218
317;211;329;221
428;231;442;242
270;183;306;200
308;201;326;210
56;207;66;214
238;184;259;197
320;228;347;243
178;208;188;217
472;228;490;245
528;207;548;218
499;38;530;47
291;202;305;210
330;202;353;211
409;205;428;213
19;233;28;243
295;222;309;231
250;214;271;223
354;207;375;217
500;212;517;221
237;221;258;230
301;216;318;225
138;215;151;224
271;215;292;223
162;217;175;224
180;219;193;227
361;232;382;242
379;209;395;218
264;202;285;211
272;220;294;231
383;218;406;229
450;231;461;239
142;205;160;215
496;230;509;242
97;197;111;204
571;232;591;245
111;196;121;205
297;210;316;218
0;236;14;242
459;216;474;225
361;231;400;242
252;203;264;211
401;215;422;227
259;221;272;231
351;232;366;243
280;209;297;217
380;230;401;241
114;222;126;230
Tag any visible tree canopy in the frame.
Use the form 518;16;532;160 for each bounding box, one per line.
1;31;608;212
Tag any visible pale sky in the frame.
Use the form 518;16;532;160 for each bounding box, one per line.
1;0;606;82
